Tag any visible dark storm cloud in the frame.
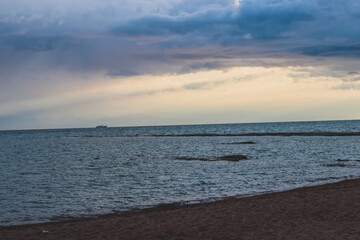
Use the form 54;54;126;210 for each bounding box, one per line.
296;44;360;57
113;1;314;41
2;0;360;129
3;35;67;51
1;0;360;82
109;0;360;77
111;0;360;59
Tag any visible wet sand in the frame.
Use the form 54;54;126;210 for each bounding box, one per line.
2;179;360;239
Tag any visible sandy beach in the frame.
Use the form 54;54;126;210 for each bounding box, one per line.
1;178;360;239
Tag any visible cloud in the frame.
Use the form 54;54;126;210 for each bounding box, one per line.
3;35;67;51
113;1;314;41
183;80;225;90
178;61;230;73
110;0;360;65
1;0;360;112
333;83;360;91
1;0;360;83
296;44;360;57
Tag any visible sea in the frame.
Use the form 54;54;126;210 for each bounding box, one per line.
1;120;360;226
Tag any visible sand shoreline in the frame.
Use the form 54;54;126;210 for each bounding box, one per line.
2;178;360;239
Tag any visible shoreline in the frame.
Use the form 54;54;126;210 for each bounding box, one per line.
0;177;349;227
2;178;360;239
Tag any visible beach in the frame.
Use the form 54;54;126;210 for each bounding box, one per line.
1;178;360;239
3;0;360;237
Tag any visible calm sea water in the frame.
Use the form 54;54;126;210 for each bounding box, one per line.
1;120;360;226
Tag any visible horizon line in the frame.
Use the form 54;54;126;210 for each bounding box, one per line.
1;118;359;132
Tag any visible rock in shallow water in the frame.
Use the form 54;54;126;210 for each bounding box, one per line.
324;163;347;167
175;154;248;162
217;155;248;161
222;141;256;145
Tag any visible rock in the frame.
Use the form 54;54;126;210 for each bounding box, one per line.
337;159;360;162
324;163;347;167
175;154;248;162
337;159;350;162
175;157;213;161
222;141;256;145
216;155;248;161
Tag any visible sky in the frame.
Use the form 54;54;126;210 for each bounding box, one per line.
1;0;360;130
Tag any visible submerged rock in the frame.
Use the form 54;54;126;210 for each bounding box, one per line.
175;154;248;162
222;141;256;145
337;159;360;162
324;163;347;167
217;155;248;161
175;157;212;162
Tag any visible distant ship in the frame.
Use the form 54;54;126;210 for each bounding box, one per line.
96;125;107;128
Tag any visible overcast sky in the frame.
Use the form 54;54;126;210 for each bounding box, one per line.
1;0;360;129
